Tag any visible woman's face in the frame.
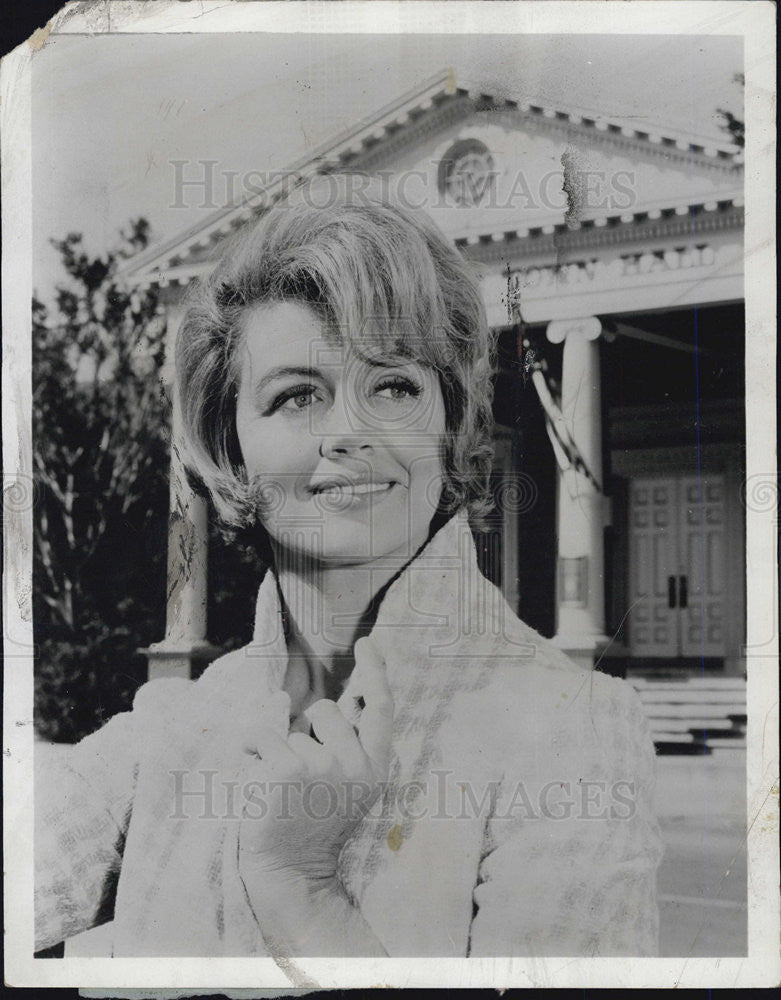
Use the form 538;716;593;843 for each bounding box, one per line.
235;300;447;567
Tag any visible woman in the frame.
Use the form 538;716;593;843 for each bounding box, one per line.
35;176;662;958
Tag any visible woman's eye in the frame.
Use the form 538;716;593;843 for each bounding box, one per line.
374;377;422;402
271;385;321;412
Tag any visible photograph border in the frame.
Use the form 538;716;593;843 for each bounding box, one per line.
3;0;778;989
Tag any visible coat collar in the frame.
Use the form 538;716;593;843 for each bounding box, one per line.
249;511;516;698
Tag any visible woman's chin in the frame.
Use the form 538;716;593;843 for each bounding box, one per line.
269;522;430;568
265;489;440;567
318;524;420;566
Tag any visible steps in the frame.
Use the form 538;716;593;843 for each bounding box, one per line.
628;676;747;756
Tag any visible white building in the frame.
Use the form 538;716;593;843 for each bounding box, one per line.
123;70;745;679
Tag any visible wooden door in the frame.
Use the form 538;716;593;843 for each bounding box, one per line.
677;476;727;657
628;475;726;658
628;478;680;657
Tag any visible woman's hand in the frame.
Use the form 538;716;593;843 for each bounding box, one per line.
238;635;393;899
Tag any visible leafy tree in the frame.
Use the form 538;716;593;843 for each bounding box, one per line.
33;220;171;742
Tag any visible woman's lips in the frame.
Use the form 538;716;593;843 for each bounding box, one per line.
318;481;391;496
311;480;397;508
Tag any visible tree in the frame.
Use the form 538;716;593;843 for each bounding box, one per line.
716;72;745;148
33;220;171;742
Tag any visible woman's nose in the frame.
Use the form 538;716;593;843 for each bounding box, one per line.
317;386;374;457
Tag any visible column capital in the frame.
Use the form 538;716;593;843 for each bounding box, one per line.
546;316;602;345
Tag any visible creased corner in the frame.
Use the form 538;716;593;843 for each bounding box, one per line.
28;23;53;52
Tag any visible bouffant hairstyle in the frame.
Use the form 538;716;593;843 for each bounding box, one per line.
175;174;496;534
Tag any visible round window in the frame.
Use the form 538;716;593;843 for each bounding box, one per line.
438;139;495;207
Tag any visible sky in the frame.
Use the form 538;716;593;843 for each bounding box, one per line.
31;30;743;297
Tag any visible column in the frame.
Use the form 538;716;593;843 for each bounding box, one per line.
142;303;219;680
547;316;608;669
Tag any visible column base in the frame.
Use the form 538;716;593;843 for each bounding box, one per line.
549;633;609;671
141;638;223;681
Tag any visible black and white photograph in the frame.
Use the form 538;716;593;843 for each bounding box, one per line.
2;0;778;990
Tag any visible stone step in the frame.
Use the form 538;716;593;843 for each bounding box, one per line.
634;689;746;705
655;741;711;756
631;679;747;756
707;737;747;749
652;730;697;743
650;719;740;734
630;677;746;689
687;726;745;741
709;745;748;759
644;703;746;719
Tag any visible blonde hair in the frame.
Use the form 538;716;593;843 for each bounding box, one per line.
176;174;496;532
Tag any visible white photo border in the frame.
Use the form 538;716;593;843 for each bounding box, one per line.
2;0;777;989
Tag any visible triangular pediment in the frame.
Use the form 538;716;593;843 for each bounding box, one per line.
357;106;742;246
122;69;742;289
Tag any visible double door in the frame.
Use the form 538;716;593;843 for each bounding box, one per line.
628;475;726;658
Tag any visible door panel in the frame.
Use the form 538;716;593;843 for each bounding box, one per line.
629;478;678;656
628;475;726;658
679;476;726;657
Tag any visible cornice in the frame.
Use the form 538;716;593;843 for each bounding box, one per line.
343;94;475;171
346;95;743;178
495;106;742;176
461;204;744;266
139;202;744;294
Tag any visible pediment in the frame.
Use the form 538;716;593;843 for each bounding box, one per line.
122;70;742;288
357;112;742;244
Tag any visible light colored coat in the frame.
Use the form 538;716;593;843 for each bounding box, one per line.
36;513;662;956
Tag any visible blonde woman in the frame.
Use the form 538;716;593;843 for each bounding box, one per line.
36;177;662;958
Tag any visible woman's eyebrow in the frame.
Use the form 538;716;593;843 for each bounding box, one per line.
360;354;415;368
252;366;321;396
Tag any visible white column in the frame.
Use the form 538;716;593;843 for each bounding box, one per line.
547;316;608;669
142;302;218;680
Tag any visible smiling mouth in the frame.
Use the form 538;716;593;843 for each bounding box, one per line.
313;481;395;501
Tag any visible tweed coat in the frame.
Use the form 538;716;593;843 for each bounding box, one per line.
35;512;662;956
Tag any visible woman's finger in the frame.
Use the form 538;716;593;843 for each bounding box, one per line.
287;730;332;774
242;726;300;778
335;679;364;729
335;634;383;724
304;698;368;779
352;635;394;781
235;690;291;755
